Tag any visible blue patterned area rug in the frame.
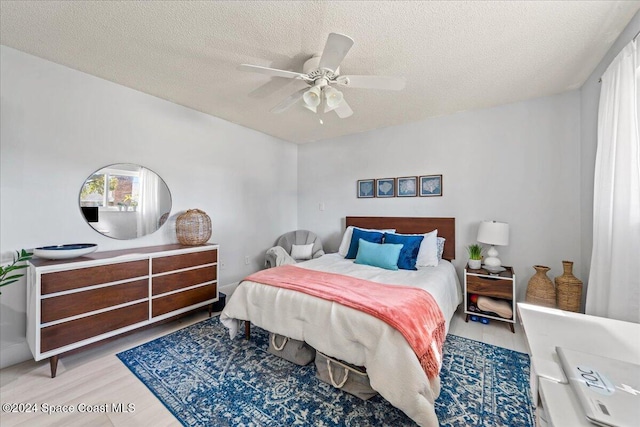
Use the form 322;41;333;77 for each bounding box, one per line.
117;317;534;427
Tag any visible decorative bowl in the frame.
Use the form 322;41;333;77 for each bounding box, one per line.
34;243;98;260
482;265;506;274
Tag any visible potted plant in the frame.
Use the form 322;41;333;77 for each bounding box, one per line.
466;244;483;270
0;249;33;295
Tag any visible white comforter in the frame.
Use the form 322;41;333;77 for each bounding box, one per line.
220;254;462;426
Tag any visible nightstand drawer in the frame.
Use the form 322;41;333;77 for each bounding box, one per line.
466;275;512;299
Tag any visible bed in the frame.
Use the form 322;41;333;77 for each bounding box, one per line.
220;217;462;426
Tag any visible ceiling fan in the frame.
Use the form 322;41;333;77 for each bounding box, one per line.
238;33;406;119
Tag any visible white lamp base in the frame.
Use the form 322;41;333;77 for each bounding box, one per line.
483;245;502;268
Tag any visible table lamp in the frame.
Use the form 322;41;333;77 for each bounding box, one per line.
477;220;509;268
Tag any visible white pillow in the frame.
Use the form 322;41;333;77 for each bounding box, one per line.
338;226;396;257
416;229;439;267
437;237;446;260
291;243;314;260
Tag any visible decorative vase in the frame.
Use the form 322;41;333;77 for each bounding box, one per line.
555;261;583;312
176;209;212;245
525;265;556;307
468;259;482;270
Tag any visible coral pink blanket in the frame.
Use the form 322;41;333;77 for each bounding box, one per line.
244;264;446;378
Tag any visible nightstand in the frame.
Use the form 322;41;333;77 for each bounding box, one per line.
464;267;516;333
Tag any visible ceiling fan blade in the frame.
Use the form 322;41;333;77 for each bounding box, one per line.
334;99;353;118
238;64;307;80
338;75;406;90
270;87;308;113
318;33;354;72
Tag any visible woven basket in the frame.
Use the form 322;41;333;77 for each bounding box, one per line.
555;261;582;312
525;265;556;307
176;209;212;245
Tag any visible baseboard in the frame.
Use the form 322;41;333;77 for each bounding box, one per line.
0;340;31;369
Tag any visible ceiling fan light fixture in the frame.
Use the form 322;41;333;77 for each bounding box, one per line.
303;86;321;112
241;33;404;119
323;86;344;112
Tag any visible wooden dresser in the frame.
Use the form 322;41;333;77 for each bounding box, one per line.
27;243;219;377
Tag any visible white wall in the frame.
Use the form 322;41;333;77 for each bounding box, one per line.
298;92;582;301
3;12;637;368
0;46;298;368
579;11;640;290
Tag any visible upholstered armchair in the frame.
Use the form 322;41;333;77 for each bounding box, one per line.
265;230;325;268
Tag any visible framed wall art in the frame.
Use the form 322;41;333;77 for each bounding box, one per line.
357;179;375;198
376;178;396;198
419;175;442;197
397;176;417;197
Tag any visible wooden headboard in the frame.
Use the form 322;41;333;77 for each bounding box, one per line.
345;216;456;260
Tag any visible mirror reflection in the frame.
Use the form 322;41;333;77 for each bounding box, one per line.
79;163;172;240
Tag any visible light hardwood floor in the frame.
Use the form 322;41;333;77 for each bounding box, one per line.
0;306;529;426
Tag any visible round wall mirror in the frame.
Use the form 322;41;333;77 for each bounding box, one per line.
79;163;172;240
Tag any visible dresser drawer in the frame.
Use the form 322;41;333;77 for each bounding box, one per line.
152;249;217;274
41;279;148;324
41;260;148;295
40;302;149;353
466;275;512;299
152;284;216;318
152;265;216;296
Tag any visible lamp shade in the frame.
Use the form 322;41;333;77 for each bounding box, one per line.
323;86;344;112
302;86;321;112
477;221;509;246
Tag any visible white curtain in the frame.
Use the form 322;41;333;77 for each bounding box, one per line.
138;168;160;236
586;40;640;323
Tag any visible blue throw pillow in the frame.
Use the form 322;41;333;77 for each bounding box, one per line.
384;233;424;270
354;239;402;270
345;228;384;259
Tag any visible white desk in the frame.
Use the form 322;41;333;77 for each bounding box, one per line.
517;303;640;427
537;378;594;427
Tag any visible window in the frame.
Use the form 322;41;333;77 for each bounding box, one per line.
80;167;140;211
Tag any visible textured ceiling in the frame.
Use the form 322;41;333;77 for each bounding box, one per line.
1;1;639;143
